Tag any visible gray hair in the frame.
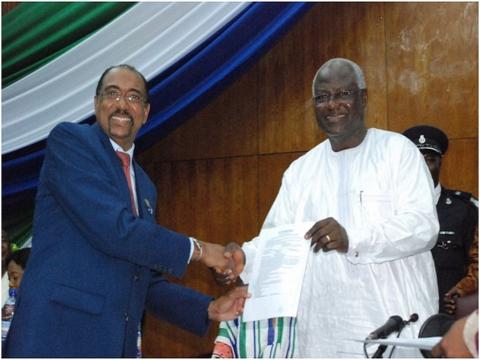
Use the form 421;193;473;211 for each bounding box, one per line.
312;58;366;94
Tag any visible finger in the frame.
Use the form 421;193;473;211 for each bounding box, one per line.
305;220;327;239
225;242;240;255
312;231;333;252
323;239;337;252
305;218;334;239
311;220;339;245
231;250;245;275
313;238;324;253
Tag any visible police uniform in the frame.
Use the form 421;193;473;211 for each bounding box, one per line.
403;125;478;313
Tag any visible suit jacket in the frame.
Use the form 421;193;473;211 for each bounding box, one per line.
6;122;212;357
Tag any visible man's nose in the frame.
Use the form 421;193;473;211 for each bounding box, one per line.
327;97;337;109
115;96;130;110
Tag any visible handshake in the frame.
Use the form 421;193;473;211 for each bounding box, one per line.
191;240;249;322
192;240;245;285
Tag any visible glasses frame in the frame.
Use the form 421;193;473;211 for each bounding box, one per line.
312;89;362;106
99;90;147;105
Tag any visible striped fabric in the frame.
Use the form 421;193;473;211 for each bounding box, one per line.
212;317;297;358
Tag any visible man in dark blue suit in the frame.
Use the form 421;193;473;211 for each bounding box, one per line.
5;64;247;357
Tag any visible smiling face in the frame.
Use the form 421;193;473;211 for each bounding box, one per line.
94;67;150;150
313;60;367;151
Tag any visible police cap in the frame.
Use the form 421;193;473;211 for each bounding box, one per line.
403;125;449;156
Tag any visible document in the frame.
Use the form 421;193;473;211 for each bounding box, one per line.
242;222;313;322
353;337;442;351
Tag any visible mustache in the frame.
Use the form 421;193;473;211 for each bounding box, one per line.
109;110;133;121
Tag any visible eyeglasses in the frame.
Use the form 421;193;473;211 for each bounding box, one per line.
312;89;359;106
100;90;146;105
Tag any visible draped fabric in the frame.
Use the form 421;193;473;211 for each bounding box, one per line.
2;2;311;248
2;2;135;86
3;2;250;153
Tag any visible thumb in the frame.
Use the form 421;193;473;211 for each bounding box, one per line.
232;251;245;275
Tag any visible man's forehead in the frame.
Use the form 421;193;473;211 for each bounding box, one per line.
319;63;356;81
102;68;144;90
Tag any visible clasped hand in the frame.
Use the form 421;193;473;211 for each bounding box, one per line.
304;217;349;253
208;286;250;321
192;241;249;319
197;241;245;285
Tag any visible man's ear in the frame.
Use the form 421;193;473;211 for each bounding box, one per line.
142;103;151;125
94;96;100;113
361;89;368;107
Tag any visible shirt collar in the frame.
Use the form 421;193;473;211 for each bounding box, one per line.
434;183;441;205
109;139;135;162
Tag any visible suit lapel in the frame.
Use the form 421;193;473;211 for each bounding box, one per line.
133;160;143;218
133;161;156;221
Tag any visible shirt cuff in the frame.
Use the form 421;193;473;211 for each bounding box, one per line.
188;237;195;263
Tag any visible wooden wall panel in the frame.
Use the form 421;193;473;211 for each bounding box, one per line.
440;138;478;197
136;2;478;357
257;2;388;155
258;152;305;221
148;156;261;259
385;2;478;138
145;69;258;162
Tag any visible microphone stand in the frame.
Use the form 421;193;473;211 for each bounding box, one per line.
372;345;388;358
365;314;419;359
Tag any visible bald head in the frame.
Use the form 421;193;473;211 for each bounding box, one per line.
312;58;366;95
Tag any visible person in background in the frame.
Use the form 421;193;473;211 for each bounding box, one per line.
403;125;478;315
431;309;478;358
5;64;247;358
2;247;31;356
219;58;439;357
6;248;31;290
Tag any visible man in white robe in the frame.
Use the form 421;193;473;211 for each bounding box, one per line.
224;58;439;357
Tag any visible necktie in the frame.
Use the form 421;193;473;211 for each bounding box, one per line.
116;151;138;216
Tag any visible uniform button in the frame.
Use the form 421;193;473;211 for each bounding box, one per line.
354;251;359;257
125;312;129;321
134;274;139;281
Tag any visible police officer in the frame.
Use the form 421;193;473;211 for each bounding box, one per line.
403;125;478;315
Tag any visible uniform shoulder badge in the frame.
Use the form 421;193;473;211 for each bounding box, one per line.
447;189;478;208
470;196;478;208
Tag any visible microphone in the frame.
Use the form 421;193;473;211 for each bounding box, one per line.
404;313;419;325
367;315;404;340
368;314;419;358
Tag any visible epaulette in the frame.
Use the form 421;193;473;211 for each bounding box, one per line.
445;189;478;208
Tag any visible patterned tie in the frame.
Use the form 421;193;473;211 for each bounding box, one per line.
116;151;138;216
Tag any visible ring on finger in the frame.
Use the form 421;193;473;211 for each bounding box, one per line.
326;234;331;242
